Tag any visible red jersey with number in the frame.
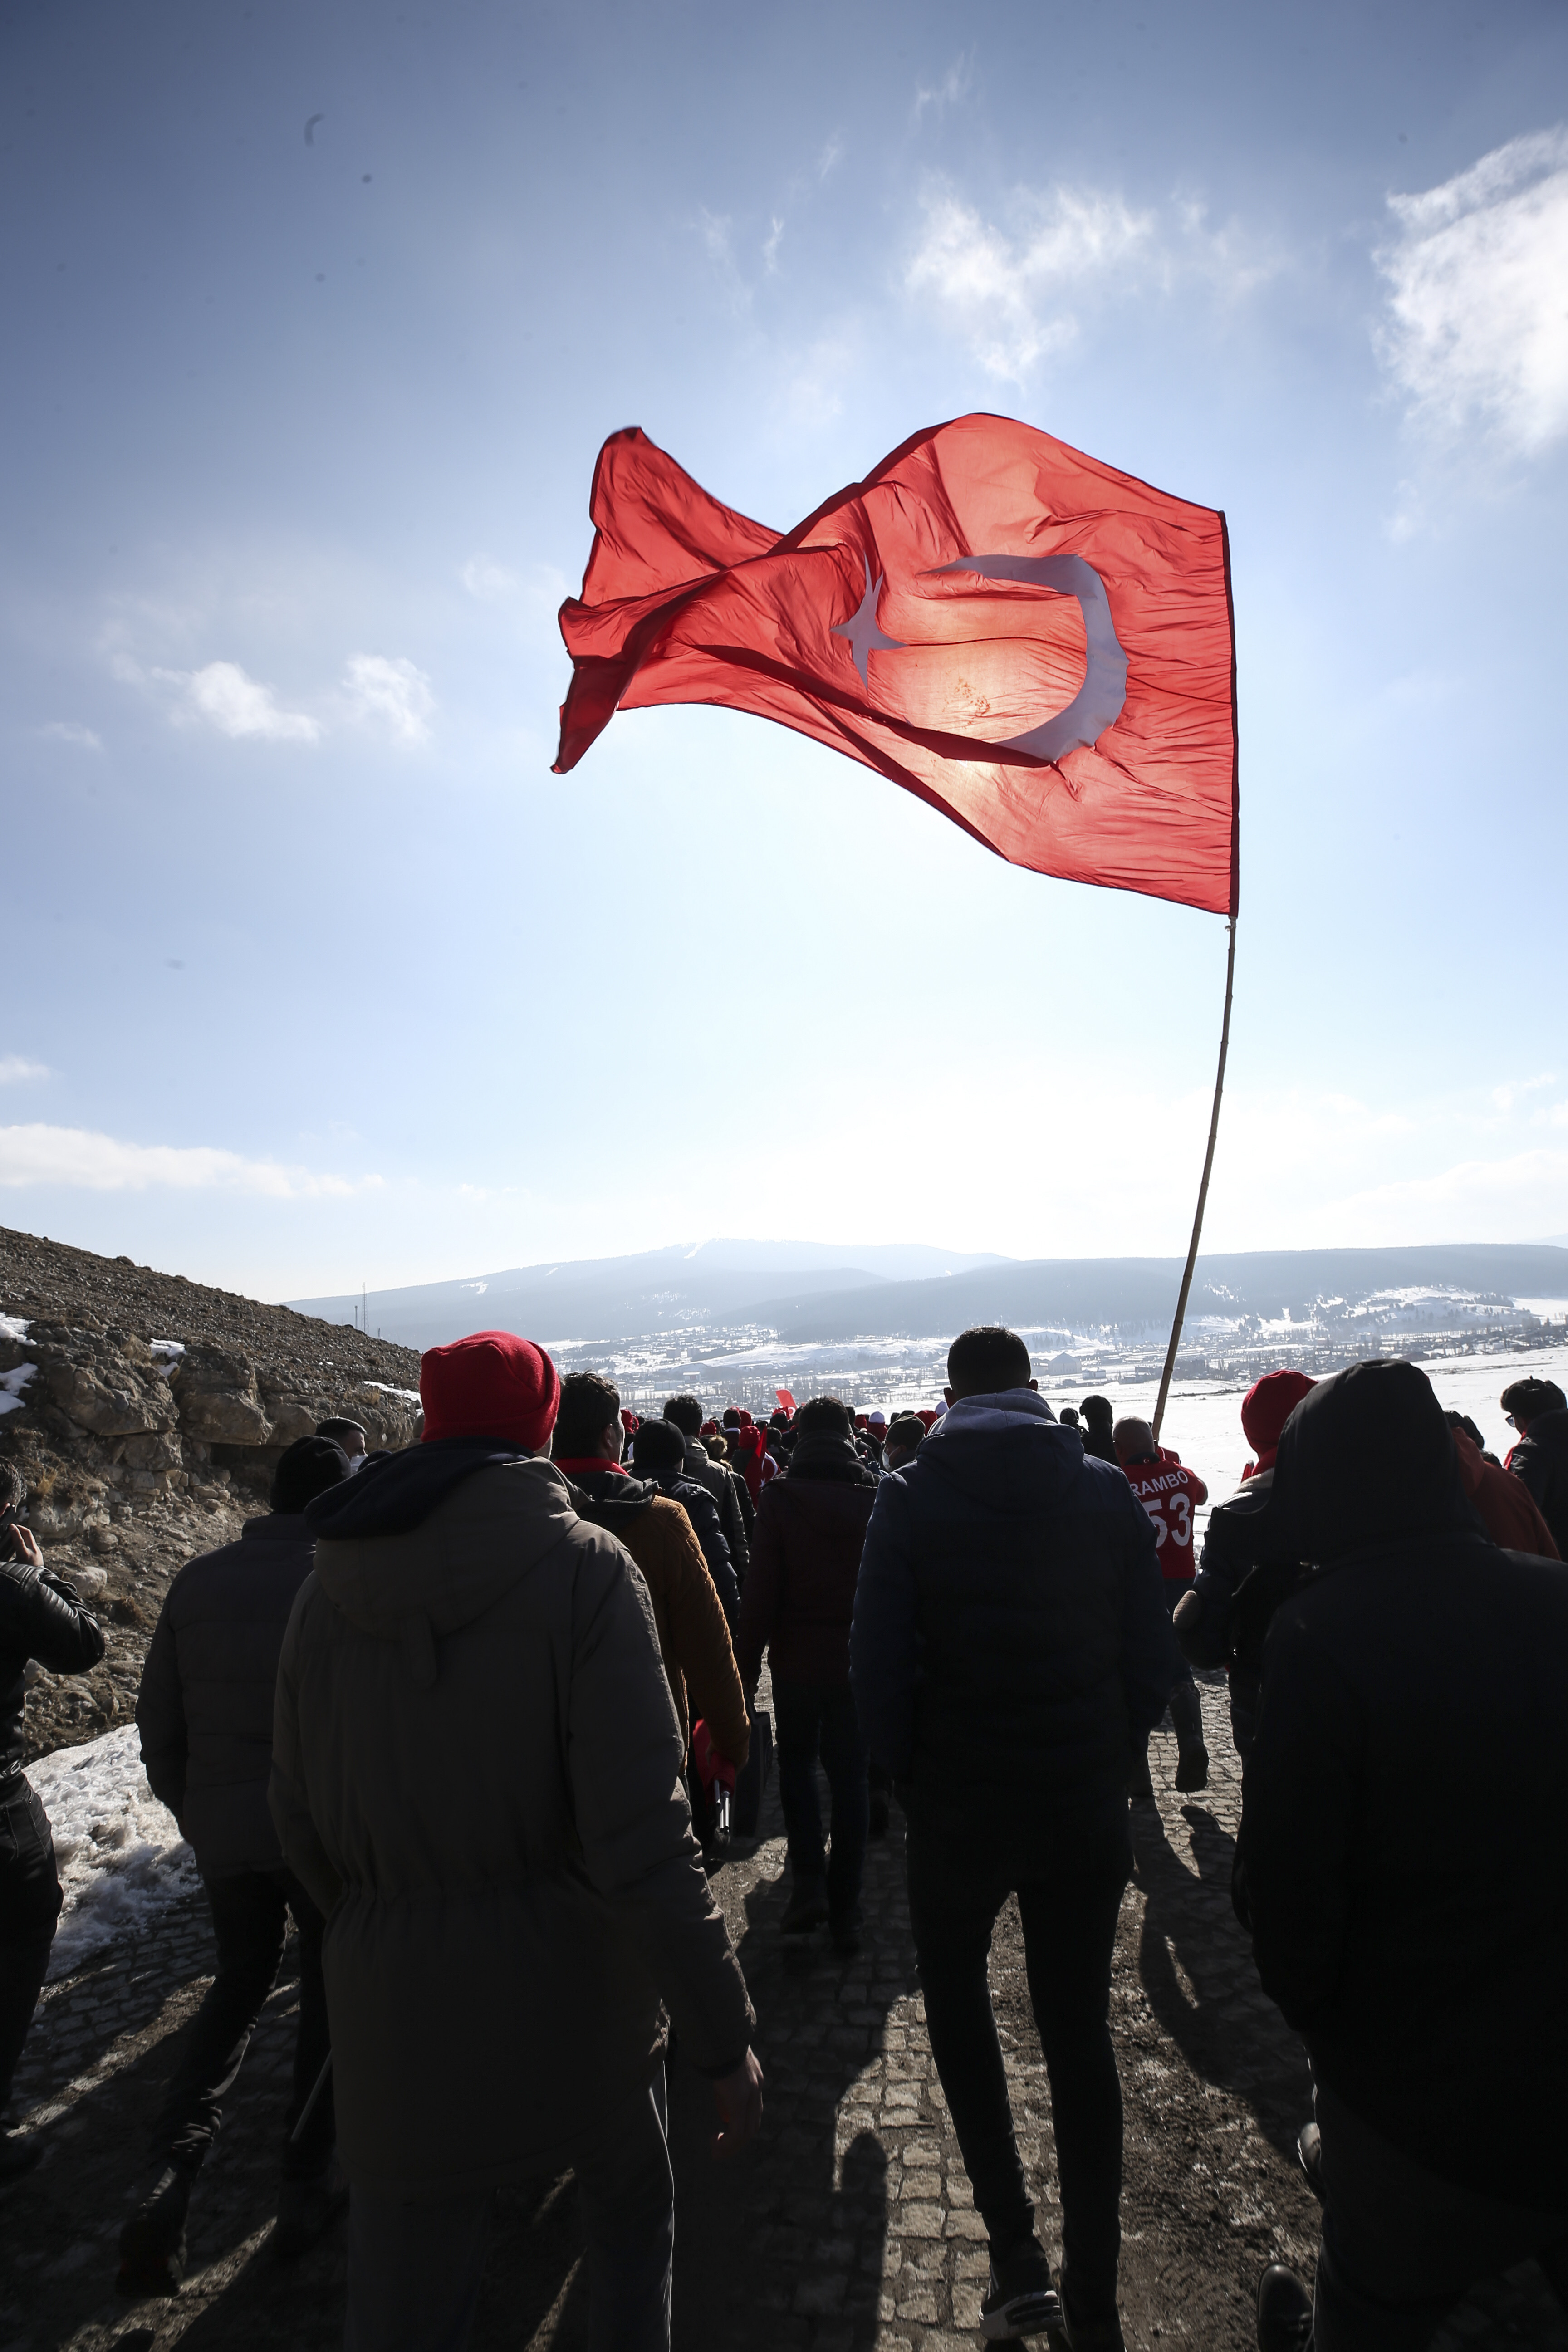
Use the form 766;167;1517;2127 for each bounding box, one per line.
1122;1457;1210;1581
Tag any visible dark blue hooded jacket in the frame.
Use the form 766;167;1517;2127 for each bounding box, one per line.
849;1389;1177;1848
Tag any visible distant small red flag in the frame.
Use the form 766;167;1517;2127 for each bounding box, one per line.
775;1388;796;1414
554;415;1238;916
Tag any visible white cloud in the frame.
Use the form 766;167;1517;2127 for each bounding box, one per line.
697;209;751;314
914;54;974;123
0;1058;48;1084
0;1122;379;1198
1377;126;1568;456
906;181;1154;379
906;176;1279;381
342;653;433;747
38;721;102;750
818;134;844;183
762;216;784;274
461;555;520;600
150;659;321;743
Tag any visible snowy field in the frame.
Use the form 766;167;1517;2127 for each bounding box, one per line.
29;1725;197;1979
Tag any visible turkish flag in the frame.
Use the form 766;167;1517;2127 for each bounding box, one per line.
554;415;1238;916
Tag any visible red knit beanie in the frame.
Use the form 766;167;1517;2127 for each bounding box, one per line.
419;1330;560;1451
1240;1369;1316;1467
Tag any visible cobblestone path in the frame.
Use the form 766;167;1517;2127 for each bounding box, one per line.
4;1681;1326;2352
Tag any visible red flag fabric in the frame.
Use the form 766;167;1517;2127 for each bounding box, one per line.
554;415;1238;916
775;1388;796;1413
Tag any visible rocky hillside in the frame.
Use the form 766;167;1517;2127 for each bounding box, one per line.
0;1226;425;1760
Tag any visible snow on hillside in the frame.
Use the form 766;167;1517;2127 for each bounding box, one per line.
30;1724;197;1979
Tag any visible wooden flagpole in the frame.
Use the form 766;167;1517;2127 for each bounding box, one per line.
1152;914;1237;1442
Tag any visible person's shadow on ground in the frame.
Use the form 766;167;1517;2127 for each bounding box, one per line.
1130;1797;1312;2164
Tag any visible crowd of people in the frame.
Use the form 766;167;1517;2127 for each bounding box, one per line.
0;1331;1566;2351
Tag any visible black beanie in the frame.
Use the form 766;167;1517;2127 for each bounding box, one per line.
272;1436;352;1514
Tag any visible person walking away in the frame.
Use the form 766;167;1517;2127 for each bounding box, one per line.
271;1332;762;2352
1079;1396;1118;1465
628;1416;740;1622
0;1469;104;2184
119;1436;353;2287
551;1376;748;1772
735;1395;878;1951
1113;1419;1210;1793
1500;1376;1568;1559
1173;1372;1315;1767
1237;1360;1568;2351
1446;1414;1559;1557
664;1395;753;1581
852;1328;1178;2347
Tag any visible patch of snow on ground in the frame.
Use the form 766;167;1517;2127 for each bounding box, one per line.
0;1313;30;1343
29;1725;199;1979
149;1338;186;1361
363;1380;421;1401
0;1362;36;1415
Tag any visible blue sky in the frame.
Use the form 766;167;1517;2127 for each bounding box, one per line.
3;0;1566;1299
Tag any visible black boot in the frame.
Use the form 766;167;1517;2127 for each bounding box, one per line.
780;1873;829;1935
118;2160;197;2295
1169;1682;1210;1792
1256;2262;1313;2350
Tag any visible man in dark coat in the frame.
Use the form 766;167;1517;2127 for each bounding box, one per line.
736;1395;879;1950
1501;1375;1568;1559
118;1435;351;2289
628;1417;739;1622
1175;1370;1315;1763
271;1332;760;2352
852;1328;1178;2349
0;1467;104;2181
664;1394;753;1581
1240;1359;1568;2352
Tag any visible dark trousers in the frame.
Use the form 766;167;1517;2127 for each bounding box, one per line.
1313;2079;1568;2351
773;1680;869;1922
906;1818;1128;2319
156;1863;333;2180
0;1775;63;2116
1163;1578;1196;1685
344;2071;673;2352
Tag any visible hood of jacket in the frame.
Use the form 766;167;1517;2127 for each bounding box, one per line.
1267;1358;1480;1565
784;1432;879;1486
1519;1407;1568;1461
309;1452;579;1644
559;1467;659;1529
305;1436;535;1542
920;1387;1085;1510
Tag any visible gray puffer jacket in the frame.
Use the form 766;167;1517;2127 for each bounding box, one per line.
270;1452;754;2198
136;1513;318;1870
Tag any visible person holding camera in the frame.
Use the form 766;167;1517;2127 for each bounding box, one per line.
0;1461;106;2181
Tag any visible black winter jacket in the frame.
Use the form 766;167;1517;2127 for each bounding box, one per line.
850;1390;1178;1857
1509;1408;1568;1561
1237;1359;1568;2212
736;1434;878;1693
679;1438;752;1579
1177;1468;1313;1756
0;1554;105;1779
136;1512;319;1870
642;1470;737;1624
